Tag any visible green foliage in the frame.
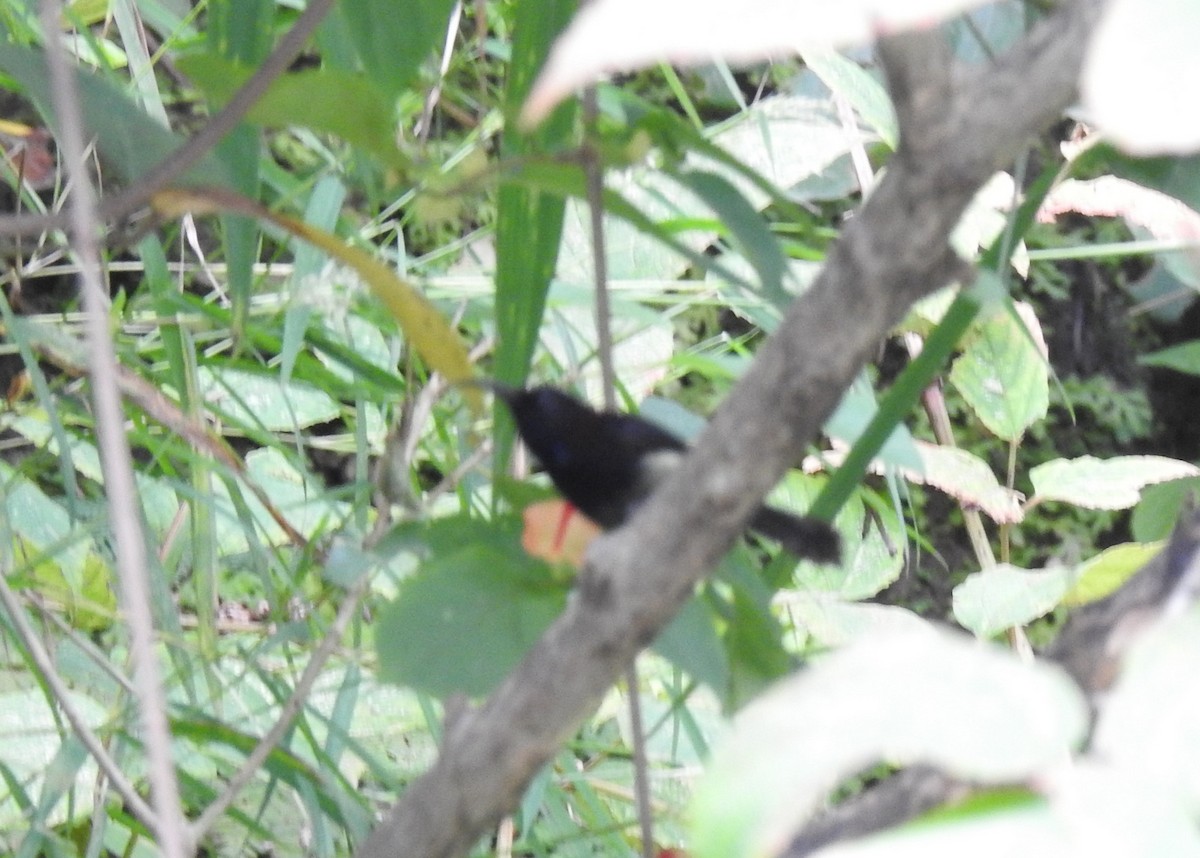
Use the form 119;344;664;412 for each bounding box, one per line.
0;0;1198;855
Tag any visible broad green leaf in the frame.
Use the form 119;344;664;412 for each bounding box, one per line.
197;366;341;431
722;583;792;705
240;448;350;537
557;93;860;292
0;686;105;829
813;284;989;521
337;0;458;98
949;303;1048;441
690;627;1087;858
652;596;730;697
1139;339;1200;375
782;593;929;648
1063;542;1163;606
825;382;922;471
1132;477;1200;542
24;538;116;631
794;484;904;600
1097;143;1200;219
176;54;407;169
376;517;568;697
905;442;1023;525
1029;455;1200;510
952;564;1075;637
0;462;91;595
801;49;897;148
0;43;228;186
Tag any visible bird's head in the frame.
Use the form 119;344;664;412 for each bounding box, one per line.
458;379;595;467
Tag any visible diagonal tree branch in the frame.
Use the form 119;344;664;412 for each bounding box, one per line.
356;2;1109;856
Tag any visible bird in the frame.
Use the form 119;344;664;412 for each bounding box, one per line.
472;381;841;564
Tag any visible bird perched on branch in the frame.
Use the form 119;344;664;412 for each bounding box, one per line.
472;381;840;564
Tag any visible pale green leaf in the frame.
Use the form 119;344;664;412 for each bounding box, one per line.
1030;455;1200;510
1139;339;1200;375
690;627;1087;858
1064;542;1163;606
953;564;1075;637
198;366;342;431
949;303;1048;441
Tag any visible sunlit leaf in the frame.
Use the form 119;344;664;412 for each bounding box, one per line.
952;564;1075;637
1063;542;1163;606
690;627;1087;858
176;54;407;168
1082;0;1200;155
376;517;568;697
522;0;992;125
1029;456;1200;510
949;302;1048;442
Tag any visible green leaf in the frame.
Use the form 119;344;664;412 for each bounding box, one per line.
176;54;407;169
1030;455;1200;510
1132;477;1200;542
0;686;106;830
492;0;578;465
673;168;787;303
1139;339;1200;375
905;443;1023;525
722;584;792;703
337;0;458;98
0;42;228;186
1063;542;1163;606
949;303;1048;442
813;284;986;521
1097;143;1200;215
0;462;93;596
801;49;897;148
952;564;1075;637
785;594;928;648
794;482;904;600
652;596;730;697
824;382;922;471
197;366;342;431
376;517;568;697
690;627;1087;858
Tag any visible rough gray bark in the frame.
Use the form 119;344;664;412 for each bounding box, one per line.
356;2;1109;856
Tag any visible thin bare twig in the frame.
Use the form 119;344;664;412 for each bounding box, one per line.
38;1;188;854
582;84;655;858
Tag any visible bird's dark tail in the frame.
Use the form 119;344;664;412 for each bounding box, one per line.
748;506;841;564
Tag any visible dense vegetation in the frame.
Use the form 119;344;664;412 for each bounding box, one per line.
0;0;1198;856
